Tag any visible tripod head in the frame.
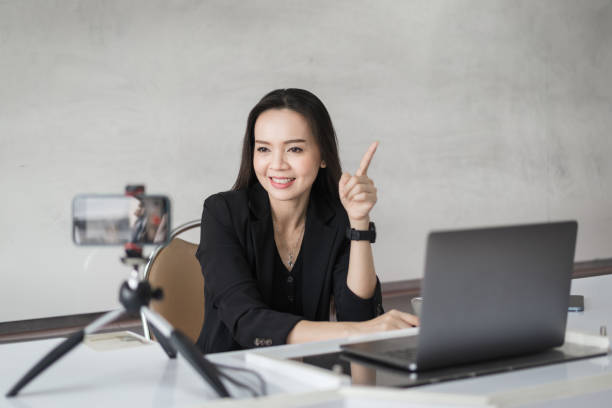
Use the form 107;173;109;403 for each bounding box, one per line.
117;242;163;315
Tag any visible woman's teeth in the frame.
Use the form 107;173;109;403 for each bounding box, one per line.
271;177;295;184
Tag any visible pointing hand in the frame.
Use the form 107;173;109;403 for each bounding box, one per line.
339;142;379;227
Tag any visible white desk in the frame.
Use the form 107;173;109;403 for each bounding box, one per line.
0;333;338;407
2;275;611;408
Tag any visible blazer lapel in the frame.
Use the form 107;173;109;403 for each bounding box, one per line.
248;184;275;305
301;194;336;320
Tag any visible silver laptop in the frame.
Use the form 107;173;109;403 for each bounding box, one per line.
342;221;578;372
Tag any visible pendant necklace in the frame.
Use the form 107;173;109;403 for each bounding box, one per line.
287;223;305;270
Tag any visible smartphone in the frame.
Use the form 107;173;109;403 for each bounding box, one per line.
72;194;171;245
568;294;584;312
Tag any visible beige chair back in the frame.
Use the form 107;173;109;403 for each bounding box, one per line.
143;222;204;343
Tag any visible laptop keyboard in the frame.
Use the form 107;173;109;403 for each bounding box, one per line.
381;347;418;361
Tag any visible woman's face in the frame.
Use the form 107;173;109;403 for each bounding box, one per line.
253;108;325;204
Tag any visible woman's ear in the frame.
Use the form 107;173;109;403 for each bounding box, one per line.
321;160;327;168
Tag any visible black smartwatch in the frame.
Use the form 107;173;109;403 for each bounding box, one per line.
346;222;376;243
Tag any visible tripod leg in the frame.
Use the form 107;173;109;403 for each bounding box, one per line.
149;324;177;358
6;309;124;397
6;330;84;397
169;331;230;398
142;307;230;398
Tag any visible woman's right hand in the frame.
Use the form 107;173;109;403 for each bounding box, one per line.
288;310;419;344
348;309;419;336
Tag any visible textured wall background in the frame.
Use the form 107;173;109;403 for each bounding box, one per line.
1;0;611;321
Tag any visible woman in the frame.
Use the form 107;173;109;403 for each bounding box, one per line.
196;89;418;354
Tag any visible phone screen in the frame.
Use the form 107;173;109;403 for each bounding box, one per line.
72;194;170;245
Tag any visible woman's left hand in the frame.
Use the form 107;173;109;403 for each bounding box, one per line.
339;142;379;226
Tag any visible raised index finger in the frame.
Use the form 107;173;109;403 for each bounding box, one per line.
355;141;379;176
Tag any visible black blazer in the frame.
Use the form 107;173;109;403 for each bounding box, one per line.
195;183;384;354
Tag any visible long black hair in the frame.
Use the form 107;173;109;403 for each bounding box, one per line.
232;88;342;200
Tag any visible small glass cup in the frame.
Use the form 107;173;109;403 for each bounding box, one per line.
410;297;423;317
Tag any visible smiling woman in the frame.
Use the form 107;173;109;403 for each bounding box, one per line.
195;89;419;354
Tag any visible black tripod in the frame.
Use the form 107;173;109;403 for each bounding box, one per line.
6;254;230;398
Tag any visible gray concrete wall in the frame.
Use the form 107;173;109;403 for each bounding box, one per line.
1;0;611;321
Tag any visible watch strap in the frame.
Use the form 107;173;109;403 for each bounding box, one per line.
346;222;376;243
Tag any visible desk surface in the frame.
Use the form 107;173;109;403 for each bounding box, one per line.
2;274;611;408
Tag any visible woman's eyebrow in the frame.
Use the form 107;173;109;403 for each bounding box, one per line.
254;139;307;145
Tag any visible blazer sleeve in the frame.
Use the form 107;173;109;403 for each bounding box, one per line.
332;237;384;321
197;194;302;349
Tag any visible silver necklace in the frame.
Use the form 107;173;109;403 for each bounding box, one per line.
286;223;305;270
